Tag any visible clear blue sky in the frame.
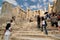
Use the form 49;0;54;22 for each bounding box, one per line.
0;0;53;10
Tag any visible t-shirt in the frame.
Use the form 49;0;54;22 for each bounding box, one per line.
51;16;58;22
42;21;45;25
58;21;60;26
6;22;11;30
5;22;12;35
37;15;40;22
5;26;11;35
41;20;47;26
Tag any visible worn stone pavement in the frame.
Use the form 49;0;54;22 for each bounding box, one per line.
0;21;60;40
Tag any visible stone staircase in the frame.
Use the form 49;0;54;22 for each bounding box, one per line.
0;21;60;40
10;31;55;40
10;22;59;40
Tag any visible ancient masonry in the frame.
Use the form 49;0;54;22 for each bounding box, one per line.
1;1;45;22
52;0;60;13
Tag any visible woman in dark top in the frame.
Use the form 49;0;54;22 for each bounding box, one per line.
4;20;13;40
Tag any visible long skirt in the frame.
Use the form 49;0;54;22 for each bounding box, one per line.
4;30;10;40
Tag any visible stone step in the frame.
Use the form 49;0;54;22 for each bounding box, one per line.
12;31;44;36
11;36;54;40
11;31;60;37
10;32;55;40
0;28;59;36
10;30;60;40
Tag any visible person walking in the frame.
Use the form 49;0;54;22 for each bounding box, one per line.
41;17;48;35
50;14;58;27
57;13;60;31
12;16;15;21
37;15;40;29
3;20;13;40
